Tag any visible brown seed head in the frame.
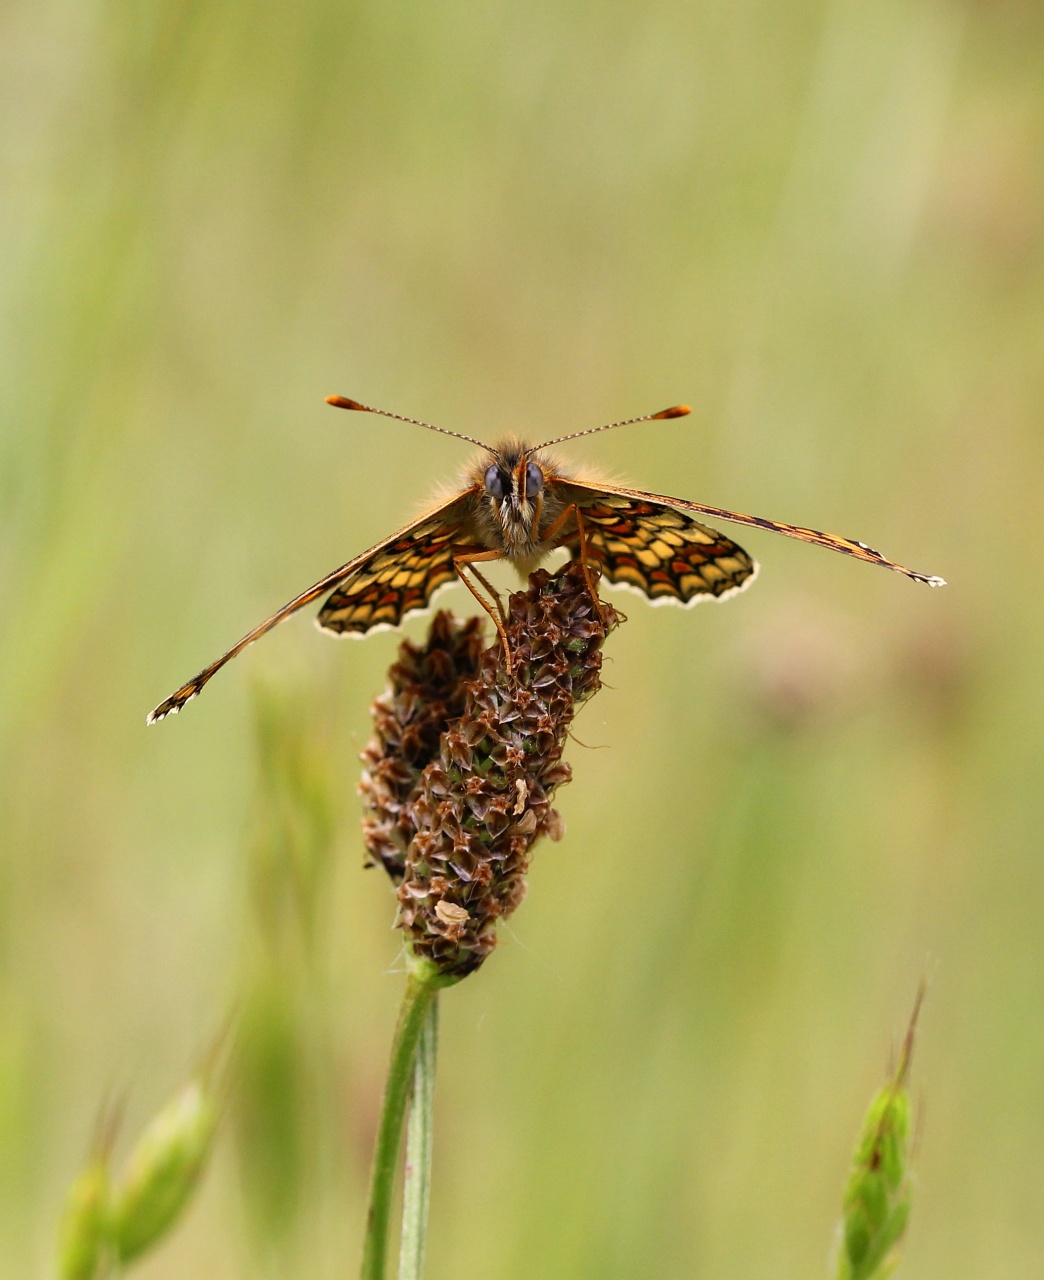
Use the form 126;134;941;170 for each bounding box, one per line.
363;559;619;978
358;612;486;880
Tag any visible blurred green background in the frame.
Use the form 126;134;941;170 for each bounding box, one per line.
2;0;1042;1275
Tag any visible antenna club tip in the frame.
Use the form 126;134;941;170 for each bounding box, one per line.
325;395;365;411
658;404;692;419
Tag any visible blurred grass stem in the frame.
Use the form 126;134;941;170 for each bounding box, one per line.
398;998;438;1280
361;957;446;1280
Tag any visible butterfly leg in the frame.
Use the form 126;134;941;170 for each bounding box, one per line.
571;505;604;610
540;503;605;616
452;549;514;671
465;562;509;628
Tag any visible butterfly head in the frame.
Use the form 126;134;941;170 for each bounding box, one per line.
473;439;556;552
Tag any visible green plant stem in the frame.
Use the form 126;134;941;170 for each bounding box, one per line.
360;958;444;1280
398;996;439;1280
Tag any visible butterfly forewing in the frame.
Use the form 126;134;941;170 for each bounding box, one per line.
560;477;944;587
564;486;758;605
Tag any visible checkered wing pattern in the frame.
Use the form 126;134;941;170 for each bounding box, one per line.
317;500;476;634
563;477;944;587
563;486;757;604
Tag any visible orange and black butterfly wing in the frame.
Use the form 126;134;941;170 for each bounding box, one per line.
560;484;757;605
562;478;946;589
147;491;478;724
317;500;477;635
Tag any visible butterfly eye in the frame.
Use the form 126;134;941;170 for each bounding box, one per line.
484;465;509;500
525;461;544;499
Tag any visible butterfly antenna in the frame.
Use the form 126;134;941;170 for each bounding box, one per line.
326;395;488;448
536;404;691;449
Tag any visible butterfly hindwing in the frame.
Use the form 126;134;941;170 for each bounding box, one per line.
317;507;471;634
563;485;758;605
147;491;477;723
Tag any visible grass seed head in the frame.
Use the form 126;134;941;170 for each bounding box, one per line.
836;991;923;1280
57;1158;112;1280
56;1098;122;1280
110;1078;219;1265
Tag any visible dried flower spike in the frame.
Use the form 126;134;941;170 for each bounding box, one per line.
359;612;486;880
389;559;619;978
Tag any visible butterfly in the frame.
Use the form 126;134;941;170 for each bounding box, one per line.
147;397;945;724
